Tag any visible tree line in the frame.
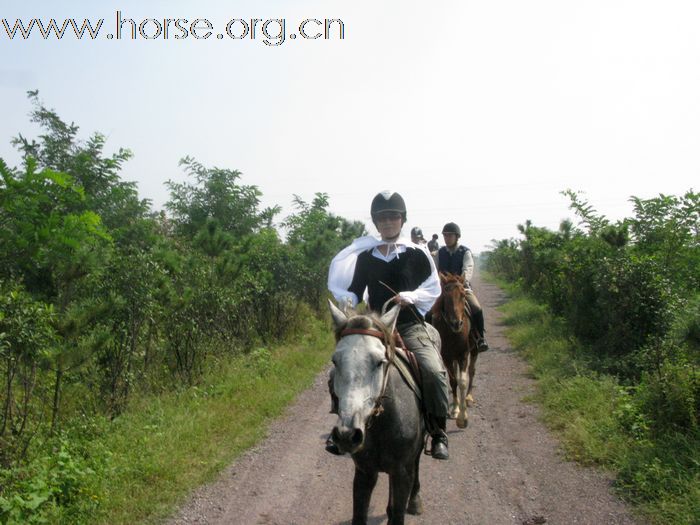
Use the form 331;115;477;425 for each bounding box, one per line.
0;92;364;500
485;188;699;433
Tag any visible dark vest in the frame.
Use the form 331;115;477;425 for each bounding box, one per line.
348;247;433;325
438;245;468;275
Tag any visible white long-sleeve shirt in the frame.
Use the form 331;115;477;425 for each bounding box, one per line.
328;235;441;317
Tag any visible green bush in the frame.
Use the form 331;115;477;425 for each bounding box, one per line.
0;438;99;524
616;429;699;511
591;253;678;375
670;293;700;359
0;283;57;466
635;362;700;433
485;189;698;384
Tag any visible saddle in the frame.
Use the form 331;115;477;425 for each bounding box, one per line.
391;332;423;402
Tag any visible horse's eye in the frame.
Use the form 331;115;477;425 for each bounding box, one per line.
377;358;387;368
331;355;338;366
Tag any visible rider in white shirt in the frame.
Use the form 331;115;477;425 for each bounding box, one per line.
326;191;451;460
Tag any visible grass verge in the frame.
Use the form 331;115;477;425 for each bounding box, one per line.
489;275;700;525
55;317;333;525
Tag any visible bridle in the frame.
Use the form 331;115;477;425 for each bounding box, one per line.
440;281;469;321
338;326;396;426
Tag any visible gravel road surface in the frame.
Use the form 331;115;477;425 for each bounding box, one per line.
169;273;641;525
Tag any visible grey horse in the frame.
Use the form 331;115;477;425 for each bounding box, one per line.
329;301;425;525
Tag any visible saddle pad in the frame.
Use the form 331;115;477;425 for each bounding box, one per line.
393;348;422;401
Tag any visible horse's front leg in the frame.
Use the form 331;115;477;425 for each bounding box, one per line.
406;450;423;515
387;467;414;525
466;348;479;407
456;357;469;428
352;467;378;525
449;361;459;419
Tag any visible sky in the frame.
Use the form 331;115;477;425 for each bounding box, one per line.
1;0;698;252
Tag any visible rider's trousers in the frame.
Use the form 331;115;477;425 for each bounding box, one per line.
465;290;486;336
397;321;449;420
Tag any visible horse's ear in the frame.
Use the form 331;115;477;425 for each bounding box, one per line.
328;299;348;330
379;304;401;332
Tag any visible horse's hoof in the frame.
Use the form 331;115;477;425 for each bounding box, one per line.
456;418;468;429
466;394;474;407
407;495;423;515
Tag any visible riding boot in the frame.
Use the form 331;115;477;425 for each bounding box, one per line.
326;373;342;454
428;416;449;460
328;373;339;414
325;392;343;455
472;309;489;352
328;385;339;415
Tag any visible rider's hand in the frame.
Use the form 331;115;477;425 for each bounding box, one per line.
342;297;354;313
392;294;411;307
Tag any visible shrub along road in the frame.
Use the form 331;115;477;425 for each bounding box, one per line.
169;273;642;525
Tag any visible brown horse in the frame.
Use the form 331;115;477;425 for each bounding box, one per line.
430;273;479;428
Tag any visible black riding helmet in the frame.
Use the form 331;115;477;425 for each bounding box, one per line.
442;222;461;238
410;226;424;239
371;191;407;224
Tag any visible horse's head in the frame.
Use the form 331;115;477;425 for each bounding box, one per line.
435;273;468;334
328;300;401;455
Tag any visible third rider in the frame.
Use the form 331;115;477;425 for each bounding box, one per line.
437;222;489;352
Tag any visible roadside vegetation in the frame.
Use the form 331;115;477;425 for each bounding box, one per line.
483;190;699;525
0;91;356;524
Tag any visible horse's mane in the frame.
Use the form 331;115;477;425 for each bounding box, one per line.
441;272;464;286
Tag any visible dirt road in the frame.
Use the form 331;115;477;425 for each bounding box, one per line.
169;274;641;525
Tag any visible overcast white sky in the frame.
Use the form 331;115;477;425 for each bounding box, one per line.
1;0;698;252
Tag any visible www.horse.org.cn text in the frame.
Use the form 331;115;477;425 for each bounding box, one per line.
1;12;346;46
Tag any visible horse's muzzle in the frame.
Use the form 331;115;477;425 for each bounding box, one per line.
332;414;365;454
449;319;464;333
